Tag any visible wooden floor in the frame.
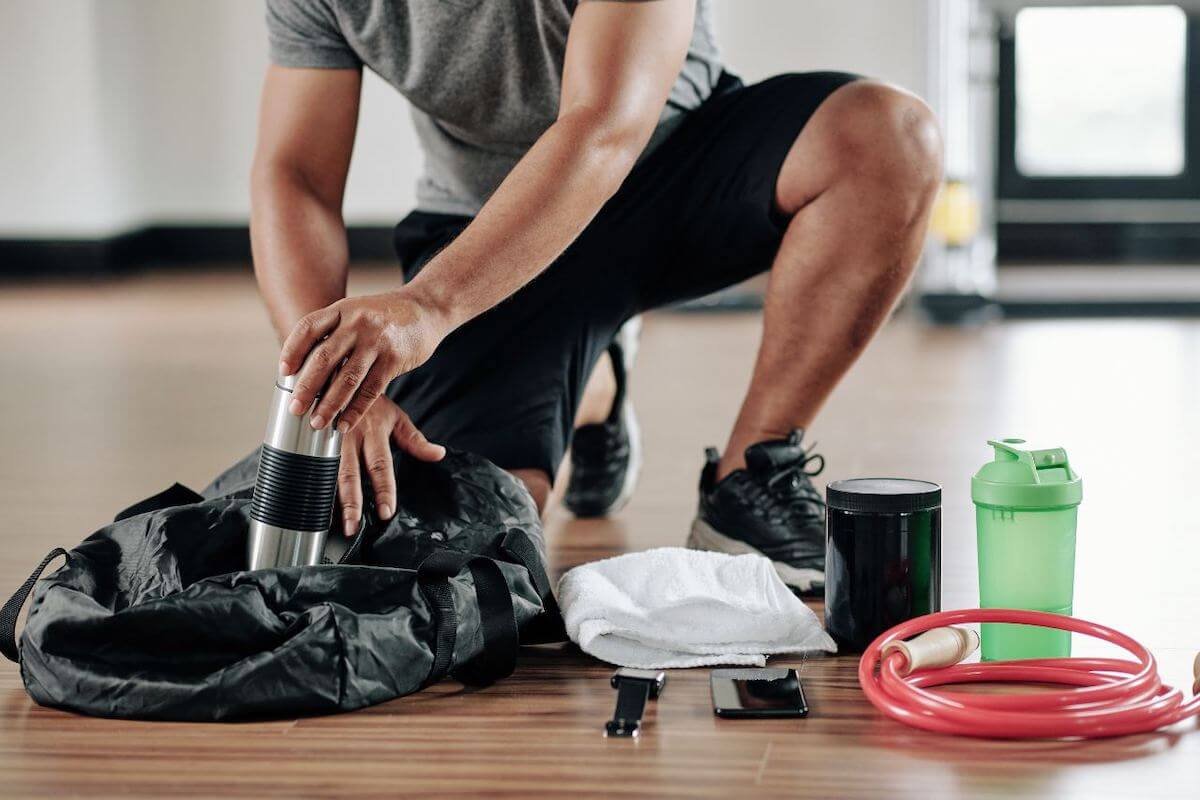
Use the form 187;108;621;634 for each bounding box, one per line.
2;266;1199;798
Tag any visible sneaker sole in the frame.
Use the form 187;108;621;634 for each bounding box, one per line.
611;318;642;515
686;517;825;595
614;400;642;512
615;316;642;367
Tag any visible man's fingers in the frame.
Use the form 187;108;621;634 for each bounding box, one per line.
279;306;340;377
288;335;354;422
336;363;391;433
337;436;363;537
312;351;377;430
392;412;446;462
361;426;397;521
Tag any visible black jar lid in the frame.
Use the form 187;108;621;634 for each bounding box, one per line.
826;478;941;514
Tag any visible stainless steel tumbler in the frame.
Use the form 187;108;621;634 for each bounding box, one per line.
247;374;342;570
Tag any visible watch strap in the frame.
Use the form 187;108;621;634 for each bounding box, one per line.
605;675;654;738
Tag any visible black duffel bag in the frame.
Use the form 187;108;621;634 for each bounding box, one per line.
0;448;563;721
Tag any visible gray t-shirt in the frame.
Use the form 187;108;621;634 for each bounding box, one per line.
266;0;722;216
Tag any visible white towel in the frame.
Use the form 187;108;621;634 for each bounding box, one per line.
557;547;837;669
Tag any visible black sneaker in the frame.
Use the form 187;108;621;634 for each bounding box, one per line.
564;321;642;517
687;430;826;595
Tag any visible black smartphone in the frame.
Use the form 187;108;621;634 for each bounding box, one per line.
710;668;808;719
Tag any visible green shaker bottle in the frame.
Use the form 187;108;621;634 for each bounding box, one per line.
972;439;1082;660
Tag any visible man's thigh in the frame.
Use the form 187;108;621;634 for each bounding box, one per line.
591;71;861;312
388;72;860;477
388;212;634;479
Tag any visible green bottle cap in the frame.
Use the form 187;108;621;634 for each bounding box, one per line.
971;438;1082;510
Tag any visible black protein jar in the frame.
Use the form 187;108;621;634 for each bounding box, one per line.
824;478;942;653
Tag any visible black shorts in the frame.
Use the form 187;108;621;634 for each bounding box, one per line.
388;71;859;478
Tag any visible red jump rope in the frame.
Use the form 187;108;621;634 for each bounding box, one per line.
859;608;1200;739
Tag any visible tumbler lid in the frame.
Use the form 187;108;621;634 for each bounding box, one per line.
972;438;1082;510
826;478;942;514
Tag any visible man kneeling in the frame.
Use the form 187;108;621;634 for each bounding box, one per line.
251;0;942;594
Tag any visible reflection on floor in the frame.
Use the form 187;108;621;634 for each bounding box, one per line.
1;266;1198;798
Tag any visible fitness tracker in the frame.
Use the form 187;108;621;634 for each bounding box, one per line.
605;668;667;738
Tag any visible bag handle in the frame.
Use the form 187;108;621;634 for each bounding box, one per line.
1;548;69;663
2;483;201;664
500;527;566;643
417;550;519;687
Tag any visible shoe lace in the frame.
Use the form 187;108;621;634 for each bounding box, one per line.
750;446;826;526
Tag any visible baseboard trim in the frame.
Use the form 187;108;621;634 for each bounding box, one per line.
919;291;1200;322
999;299;1200;318
0;225;397;278
917;292;999;325
998;222;1200;264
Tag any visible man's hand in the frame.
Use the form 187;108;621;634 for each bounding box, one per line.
279;287;452;432
336;395;445;535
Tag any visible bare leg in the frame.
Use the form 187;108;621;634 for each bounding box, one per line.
510;468;552;513
718;81;943;479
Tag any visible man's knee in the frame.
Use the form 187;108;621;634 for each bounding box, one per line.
827;82;942;198
780;81;943;218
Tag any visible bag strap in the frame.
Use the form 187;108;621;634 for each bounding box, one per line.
416;552;460;685
417;550;518;687
500;527;566;643
454;555;519;685
1;548;69;663
3;482;200;663
114;482;204;522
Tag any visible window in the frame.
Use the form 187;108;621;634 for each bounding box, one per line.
998;4;1200;202
1014;5;1188;178
996;4;1200;261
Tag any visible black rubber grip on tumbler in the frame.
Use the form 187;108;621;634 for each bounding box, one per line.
250;444;340;532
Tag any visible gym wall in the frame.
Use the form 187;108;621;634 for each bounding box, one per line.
0;0;930;264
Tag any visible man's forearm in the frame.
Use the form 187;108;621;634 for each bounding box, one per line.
251;167;350;341
401;0;692;331
405;108;645;330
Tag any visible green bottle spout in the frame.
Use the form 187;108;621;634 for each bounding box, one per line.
974;438;1081;510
